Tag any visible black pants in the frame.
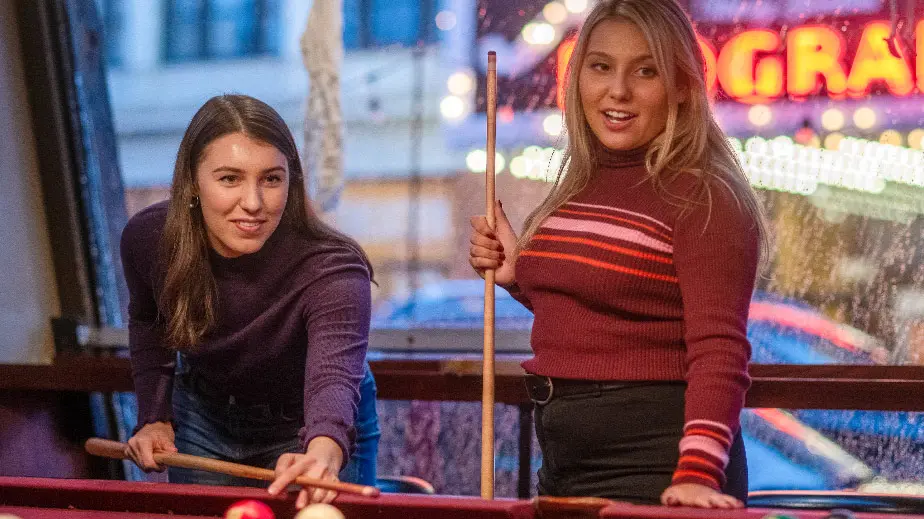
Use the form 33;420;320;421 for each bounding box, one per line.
533;380;747;505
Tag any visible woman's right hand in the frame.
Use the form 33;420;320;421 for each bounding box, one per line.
469;200;518;287
126;421;177;472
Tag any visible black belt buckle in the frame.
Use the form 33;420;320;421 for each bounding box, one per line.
525;375;554;405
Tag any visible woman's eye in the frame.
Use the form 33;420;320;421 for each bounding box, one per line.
637;67;657;77
590;62;609;72
219;175;238;183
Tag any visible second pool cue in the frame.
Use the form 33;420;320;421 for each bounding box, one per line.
84;438;380;498
481;49;497;501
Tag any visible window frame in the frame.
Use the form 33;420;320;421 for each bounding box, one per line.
13;0;924;414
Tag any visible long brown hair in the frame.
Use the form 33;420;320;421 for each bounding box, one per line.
159;94;373;350
520;0;770;265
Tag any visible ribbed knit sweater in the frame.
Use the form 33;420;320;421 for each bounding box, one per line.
511;145;759;490
121;201;371;461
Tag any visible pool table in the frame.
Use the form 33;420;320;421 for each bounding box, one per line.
2;477;924;519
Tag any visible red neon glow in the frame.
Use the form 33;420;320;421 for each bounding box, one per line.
918;20;924;93
698;36;718;93
748;302;868;354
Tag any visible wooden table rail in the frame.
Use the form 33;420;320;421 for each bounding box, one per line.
2;353;924;411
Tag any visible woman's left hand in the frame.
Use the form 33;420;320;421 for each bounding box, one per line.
268;436;344;508
660;483;743;508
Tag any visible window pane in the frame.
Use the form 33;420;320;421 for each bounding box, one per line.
115;0;924;361
207;0;256;59
164;0;204;62
370;0;419;47
256;0;282;55
343;0;363;49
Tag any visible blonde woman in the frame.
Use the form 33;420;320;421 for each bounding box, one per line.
469;0;769;508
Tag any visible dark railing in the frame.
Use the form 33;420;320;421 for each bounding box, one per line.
4;352;924;411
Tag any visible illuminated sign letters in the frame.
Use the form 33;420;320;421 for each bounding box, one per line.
555;20;921;105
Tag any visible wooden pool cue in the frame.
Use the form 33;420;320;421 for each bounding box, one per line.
84;438;380;498
481;49;497;501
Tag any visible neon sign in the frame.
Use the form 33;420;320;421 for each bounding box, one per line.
556;20;924;105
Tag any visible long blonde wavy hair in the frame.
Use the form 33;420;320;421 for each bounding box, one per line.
519;0;770;266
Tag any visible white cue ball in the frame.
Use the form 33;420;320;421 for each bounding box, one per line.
294;503;345;519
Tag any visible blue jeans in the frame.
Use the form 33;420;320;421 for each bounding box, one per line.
169;362;380;487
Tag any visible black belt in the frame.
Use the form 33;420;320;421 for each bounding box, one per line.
524;374;656;405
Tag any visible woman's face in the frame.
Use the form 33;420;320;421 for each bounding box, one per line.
578;18;672;151
194;132;289;258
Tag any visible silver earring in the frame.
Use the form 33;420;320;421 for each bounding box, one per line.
189;196;199;208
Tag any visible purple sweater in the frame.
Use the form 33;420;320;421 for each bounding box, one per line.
120;201;371;459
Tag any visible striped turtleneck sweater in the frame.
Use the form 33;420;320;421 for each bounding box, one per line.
510;145;759;491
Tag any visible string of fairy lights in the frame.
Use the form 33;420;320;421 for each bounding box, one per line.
462;135;924;223
465;135;924;194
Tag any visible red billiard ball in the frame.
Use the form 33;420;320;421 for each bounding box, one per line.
224;499;275;519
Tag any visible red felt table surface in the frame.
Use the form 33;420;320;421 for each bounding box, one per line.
598;503;924;519
2;477;924;519
0;506;204;519
0;477;533;519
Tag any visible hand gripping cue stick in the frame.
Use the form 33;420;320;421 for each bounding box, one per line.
84;438;380;497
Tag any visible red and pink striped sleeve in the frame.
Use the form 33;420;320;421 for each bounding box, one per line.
671;179;760;491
